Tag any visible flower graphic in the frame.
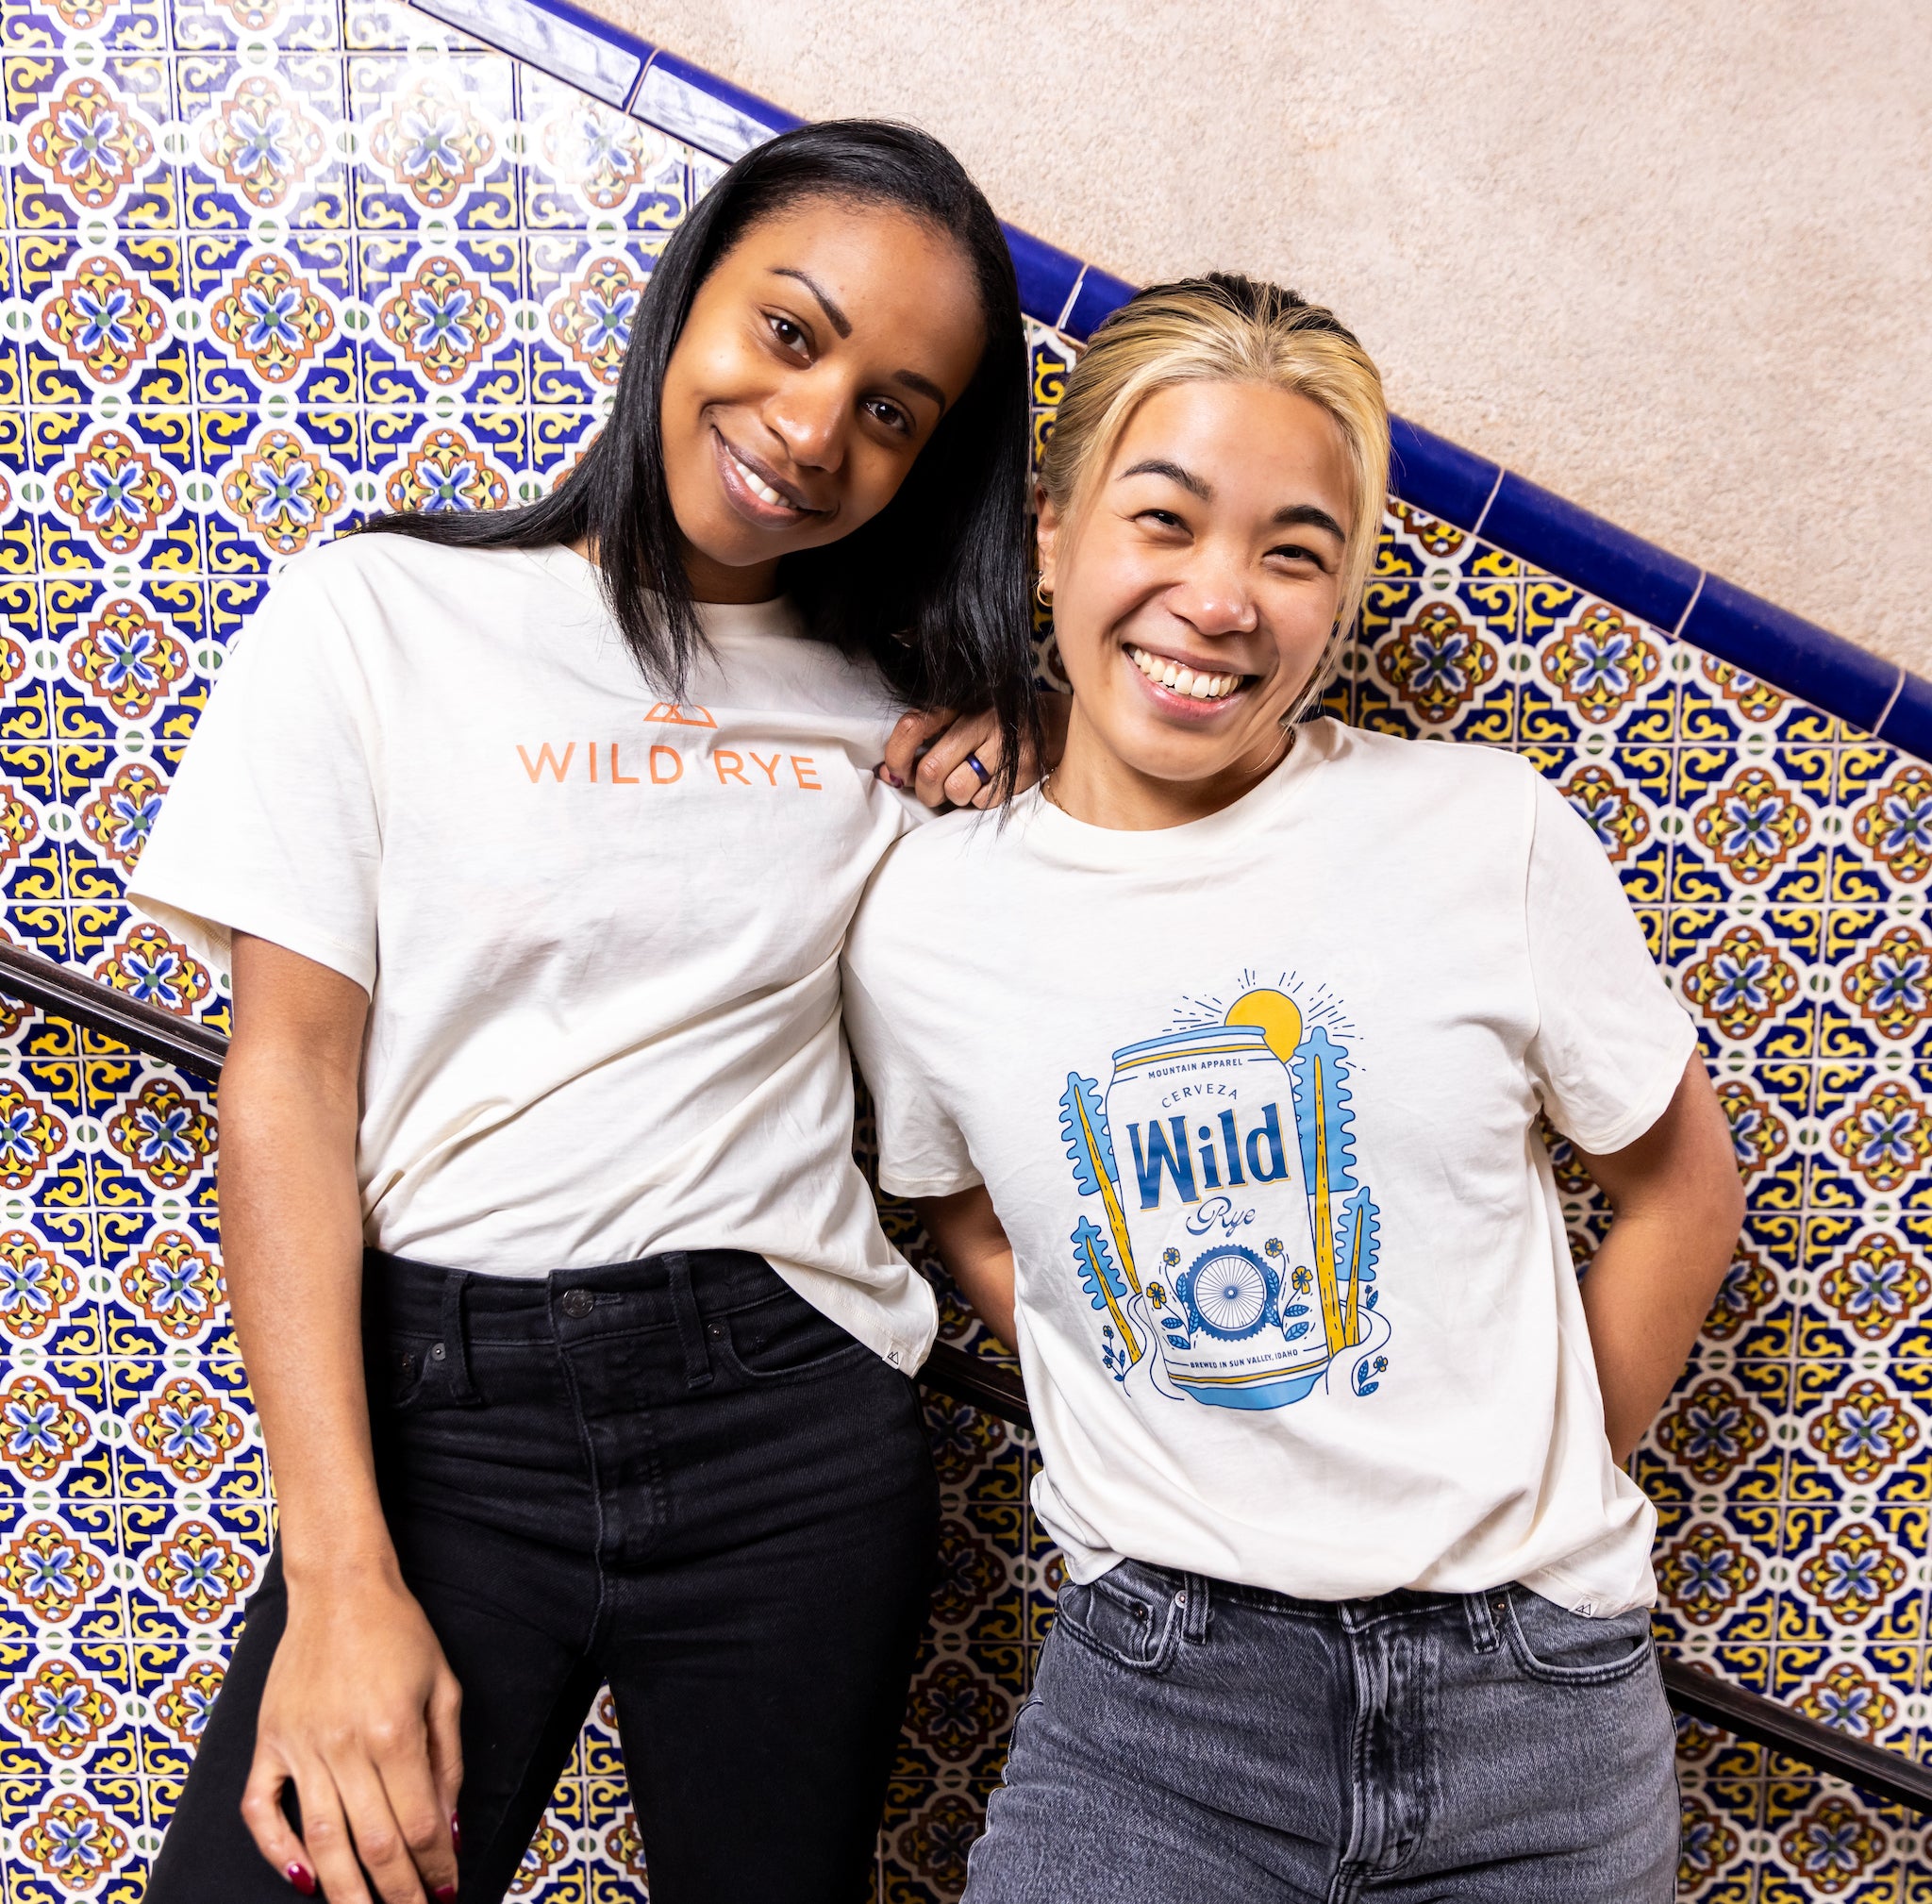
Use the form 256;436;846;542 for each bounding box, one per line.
0;1519;107;1624
1680;925;1798;1043
24;75;157;212
221;426;346;554
1381;600;1499;724
1828;1079;1932;1194
120;1230;225;1340
1841;925;1932;1041
209;254;335;384
68;598;191;721
1652;1377;1767;1486
366;77;495;207
550;256;648;386
1819;1231;1927;1341
200;75;325;209
379;255;507;384
0;1374;92;1482
78;759;167;871
1541;603;1659;723
1851;764;1932;882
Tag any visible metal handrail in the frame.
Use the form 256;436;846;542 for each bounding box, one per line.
4;942;1928;1812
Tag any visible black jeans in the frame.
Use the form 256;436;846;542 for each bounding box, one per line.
147;1248;940;1903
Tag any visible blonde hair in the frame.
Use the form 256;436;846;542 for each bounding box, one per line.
1040;274;1389;716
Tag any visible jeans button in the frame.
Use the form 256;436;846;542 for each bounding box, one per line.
559;1288;594;1319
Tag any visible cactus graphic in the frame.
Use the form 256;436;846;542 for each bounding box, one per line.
1058;1072;1142;1297
1290;1027;1358;1195
1339;1185;1380;1347
1290;1027;1359;1357
1071;1215;1139;1363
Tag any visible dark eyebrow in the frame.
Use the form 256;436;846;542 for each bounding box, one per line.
893;368;948;413
1117;457;1211;500
1273;503;1347;543
770;268;948;416
771;267;850;339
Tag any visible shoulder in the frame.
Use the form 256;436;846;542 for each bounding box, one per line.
850;803;1022;948
1318;721;1540;804
275;531;540;604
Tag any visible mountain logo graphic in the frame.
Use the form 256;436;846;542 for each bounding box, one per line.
643;702;717;727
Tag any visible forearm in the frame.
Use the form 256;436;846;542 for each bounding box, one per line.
1573;1056;1744;1464
915;1188;1018;1351
220;1026;391;1584
1578;1214;1729;1463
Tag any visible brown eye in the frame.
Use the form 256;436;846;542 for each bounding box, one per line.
766;312;808;354
864;397;912;436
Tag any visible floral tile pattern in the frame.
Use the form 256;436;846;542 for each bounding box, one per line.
0;0;1925;1897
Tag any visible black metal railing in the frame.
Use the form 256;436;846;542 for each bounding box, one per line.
5;940;1929;1814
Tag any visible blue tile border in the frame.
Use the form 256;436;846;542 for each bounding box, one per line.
408;0;1932;766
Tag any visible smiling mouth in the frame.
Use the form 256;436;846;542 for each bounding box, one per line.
714;428;823;517
1125;643;1252;704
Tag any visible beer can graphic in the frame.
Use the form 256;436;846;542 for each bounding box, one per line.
1058;986;1385;1411
1103;1023;1330;1409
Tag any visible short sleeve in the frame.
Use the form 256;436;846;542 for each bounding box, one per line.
841;923;982;1200
1524;770;1698;1153
129;552;382;992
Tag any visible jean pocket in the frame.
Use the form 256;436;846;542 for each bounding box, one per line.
1056;1565;1181;1675
376;1329;460;1413
722;1288;873;1381
1504;1591;1656;1685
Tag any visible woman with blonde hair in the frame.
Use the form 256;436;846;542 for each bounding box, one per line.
842;274;1741;1900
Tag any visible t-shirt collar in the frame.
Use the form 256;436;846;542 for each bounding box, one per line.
1019;716;1338;867
519;545;802;643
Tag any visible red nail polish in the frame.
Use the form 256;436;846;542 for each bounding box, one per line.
875;766;905;789
285;1864;317;1897
434;1888;458;1903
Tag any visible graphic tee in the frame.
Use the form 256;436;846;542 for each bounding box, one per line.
134;535;938;1366
842;721;1699;1611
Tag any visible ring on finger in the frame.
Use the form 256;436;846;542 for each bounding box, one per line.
963;752;992;788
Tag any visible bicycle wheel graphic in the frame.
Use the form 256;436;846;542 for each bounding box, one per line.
1181;1246;1275;1341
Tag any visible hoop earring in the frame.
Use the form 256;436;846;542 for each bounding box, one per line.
1035;577;1053;609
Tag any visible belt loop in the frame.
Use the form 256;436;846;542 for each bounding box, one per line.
666;1252;714;1390
1180;1572;1211;1644
1464;1588;1502;1654
438;1270;480;1405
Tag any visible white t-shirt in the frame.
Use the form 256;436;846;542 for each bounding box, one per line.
133;534;939;1368
842;720;1698;1612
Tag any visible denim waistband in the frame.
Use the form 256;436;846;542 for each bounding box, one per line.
1114;1558;1527;1652
365;1246;777;1336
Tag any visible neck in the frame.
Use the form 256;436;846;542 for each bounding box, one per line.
568;536;784;607
1047;708;1294;830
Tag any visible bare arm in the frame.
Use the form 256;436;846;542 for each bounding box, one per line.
1574;1054;1744;1464
224;934;460;1904
915;1186;1018;1353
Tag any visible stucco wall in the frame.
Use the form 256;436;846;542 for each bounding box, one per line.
592;0;1932;677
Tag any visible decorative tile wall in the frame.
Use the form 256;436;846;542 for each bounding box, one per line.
0;0;1926;1897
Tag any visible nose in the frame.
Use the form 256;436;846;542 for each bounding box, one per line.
762;369;847;475
1167;543;1257;640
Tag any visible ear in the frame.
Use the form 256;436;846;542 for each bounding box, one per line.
1033;486;1061;593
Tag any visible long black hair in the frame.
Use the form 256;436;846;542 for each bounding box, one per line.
360;119;1037;797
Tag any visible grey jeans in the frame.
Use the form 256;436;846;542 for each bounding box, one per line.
964;1561;1678;1903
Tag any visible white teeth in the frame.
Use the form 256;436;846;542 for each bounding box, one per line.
1126;644;1243;702
730;445;794;509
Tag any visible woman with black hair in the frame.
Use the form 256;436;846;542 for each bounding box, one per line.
133;121;1037;1904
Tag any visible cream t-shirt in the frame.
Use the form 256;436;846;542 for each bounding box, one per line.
133;534;938;1368
842;721;1699;1610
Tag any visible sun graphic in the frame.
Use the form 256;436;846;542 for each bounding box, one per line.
1224;988;1301;1061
